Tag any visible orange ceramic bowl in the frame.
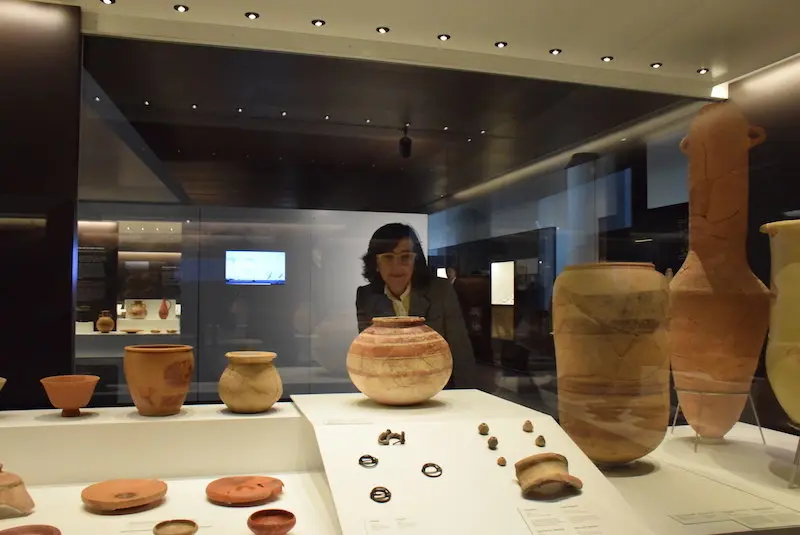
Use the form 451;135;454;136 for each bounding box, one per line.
40;375;99;417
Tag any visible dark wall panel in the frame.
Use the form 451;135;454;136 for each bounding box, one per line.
0;1;82;409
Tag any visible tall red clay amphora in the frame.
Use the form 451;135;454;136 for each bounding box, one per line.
554;262;670;465
669;102;769;439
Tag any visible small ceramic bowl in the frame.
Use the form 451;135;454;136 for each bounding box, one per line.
152;519;198;535
247;509;296;535
40;375;99;417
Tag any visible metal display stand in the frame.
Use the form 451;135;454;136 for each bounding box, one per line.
788;421;800;490
671;387;766;452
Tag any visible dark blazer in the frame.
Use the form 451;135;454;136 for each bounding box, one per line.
355;278;476;388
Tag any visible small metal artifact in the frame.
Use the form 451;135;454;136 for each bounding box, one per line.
421;463;443;478
370;486;391;503
478;423;489;435
497;457;507;467
522;420;533;433
359;454;378;468
488;436;498;450
535;435;546;447
377;429;406;445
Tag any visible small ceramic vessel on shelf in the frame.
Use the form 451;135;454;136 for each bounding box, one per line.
152;519;198;535
247;509;296;535
206;476;283;506
81;479;167;513
40;375;99;417
0;377;6;394
218;351;283;413
96;310;115;333
0;463;35;518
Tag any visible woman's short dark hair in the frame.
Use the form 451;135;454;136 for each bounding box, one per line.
362;223;431;288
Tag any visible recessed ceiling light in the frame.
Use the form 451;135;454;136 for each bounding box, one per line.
144;100;150;106
191;104;197;110
480;129;486;134
405;122;411;127
494;41;508;49
324;114;330;120
443;126;449;131
549;48;562;55
237;107;243;113
697;67;710;75
174;4;189;13
365;119;371;123
437;34;451;41
245;12;259;20
94;96;101;102
100;0;115;4
376;26;390;34
621;137;628;142
650;62;663;69
601;56;614;63
467;138;472;142
312;19;326;27
281;111;287;117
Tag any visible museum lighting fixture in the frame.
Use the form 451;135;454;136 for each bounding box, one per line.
100;0;115;4
245;12;259;20
651;62;663;69
494;41;508;49
443;126;449;131
144;100;150;106
365;119;371;123
549;48;562;55
237;107;243;113
191;104;197;110
376;27;390;34
697;67;710;75
437;34;450;41
94;96;101;102
312;19;326;27
174;4;189;13
324;114;330;120
480;129;486;134
601;56;614;62
281;111;287;117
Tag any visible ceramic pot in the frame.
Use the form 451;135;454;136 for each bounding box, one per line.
0;463;35;518
124;344;194;416
218;352;283;413
40;375;100;417
761;220;800;423
96;310;115;333
553;262;670;465
670;102;770;439
514;453;583;499
247;509;296;535
158;299;172;320
346;316;452;405
129;300;147;319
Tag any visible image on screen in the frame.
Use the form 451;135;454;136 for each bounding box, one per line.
225;250;286;285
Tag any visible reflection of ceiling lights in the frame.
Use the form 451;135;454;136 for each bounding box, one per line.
144;100;150;106
281;111;287;117
174;4;189;13
94;96;101;102
237;107;242;113
549;49;562;55
650;62;663;69
311;19;326;27
245;12;259;20
443;126;449;131
191;104;197;110
697;67;710;75
480;129;486;134
494;41;508;49
437;34;451;41
601;56;614;63
376;27;390;34
100;0;115;4
324;114;330;120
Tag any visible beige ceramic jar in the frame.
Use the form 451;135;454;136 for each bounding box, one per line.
218;351;283;413
761;220;800;423
96;310;115;333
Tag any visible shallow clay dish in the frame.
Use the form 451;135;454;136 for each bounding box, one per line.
152;519;198;535
122;329;142;334
150;330;162;334
206;476;283;506
0;526;61;535
166;329;178;334
40;375;100;417
81;479;167;512
247;509;296;535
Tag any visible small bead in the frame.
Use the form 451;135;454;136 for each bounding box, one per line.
535;435;546;447
497;457;506;466
488;436;498;450
522;420;533;433
478;423;489;435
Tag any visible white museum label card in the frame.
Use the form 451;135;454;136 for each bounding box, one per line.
669;511;734;525
727;506;800;530
364;516;422;534
519;503;608;535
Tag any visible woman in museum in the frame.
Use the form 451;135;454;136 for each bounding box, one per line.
356;223;476;388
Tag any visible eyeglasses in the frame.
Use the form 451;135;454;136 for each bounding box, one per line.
377;252;417;266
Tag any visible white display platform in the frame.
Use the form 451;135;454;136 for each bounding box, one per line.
293;390;657;535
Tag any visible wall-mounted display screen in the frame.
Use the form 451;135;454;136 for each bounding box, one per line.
225;250;286;285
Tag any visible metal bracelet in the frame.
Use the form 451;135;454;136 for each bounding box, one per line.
421;463;442;478
370;486;391;503
359;454;378;468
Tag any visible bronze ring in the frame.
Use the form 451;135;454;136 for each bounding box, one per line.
421;463;442;478
359;454;378;468
370;486;391;503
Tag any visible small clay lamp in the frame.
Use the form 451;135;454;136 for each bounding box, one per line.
247;509;296;535
0;463;35;517
40;375;99;417
152;519;198;535
514;453;583;499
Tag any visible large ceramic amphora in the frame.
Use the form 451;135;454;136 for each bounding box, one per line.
760;220;800;423
553;262;670;465
124;344;194;416
346;316;452;405
669;102;769;438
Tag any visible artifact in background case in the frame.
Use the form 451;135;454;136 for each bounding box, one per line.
0;377;5;395
124;344;194;416
553;262;670;465
514;453;583;499
346;316;452;405
247;508;296;535
158;298;172;320
0;463;35;518
670;102;769;439
128;300;148;319
205;476;283;506
81;478;167;513
40;375;100;417
760;220;800;424
95;310;114;333
218;351;283;414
